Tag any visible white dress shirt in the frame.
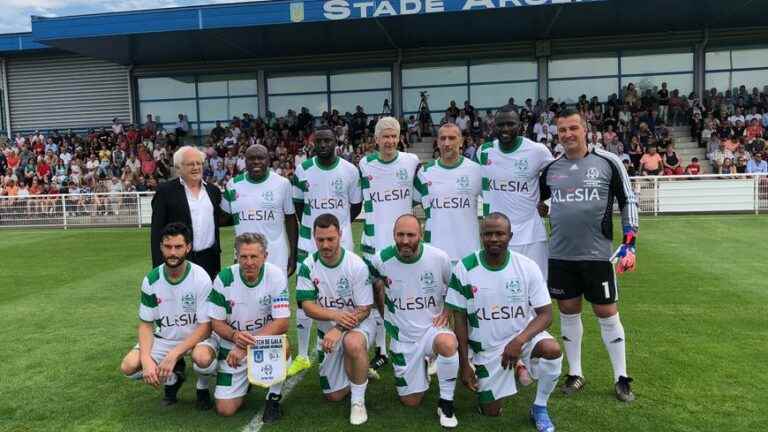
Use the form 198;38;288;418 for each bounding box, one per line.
180;177;215;252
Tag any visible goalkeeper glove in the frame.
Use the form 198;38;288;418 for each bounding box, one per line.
615;226;637;274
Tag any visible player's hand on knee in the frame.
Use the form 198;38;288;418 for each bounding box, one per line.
322;327;343;353
460;365;478;391
334;311;358;330
501;338;524;369
142;360;160;388
226;347;246;368
157;351;179;383
233;330;257;348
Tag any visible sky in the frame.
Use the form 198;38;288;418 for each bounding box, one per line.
0;0;258;34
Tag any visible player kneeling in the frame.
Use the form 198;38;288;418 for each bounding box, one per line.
207;233;291;422
296;214;374;426
368;214;459;428
448;213;563;432
120;222;217;410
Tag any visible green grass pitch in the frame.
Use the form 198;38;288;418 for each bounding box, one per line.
1;215;767;431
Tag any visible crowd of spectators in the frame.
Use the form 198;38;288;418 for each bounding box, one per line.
2;83;768;214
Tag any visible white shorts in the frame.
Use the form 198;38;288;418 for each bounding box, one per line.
475;331;554;404
316;318;375;394
213;342;250;400
510;241;549;281
133;336;217;365
390;326;455;397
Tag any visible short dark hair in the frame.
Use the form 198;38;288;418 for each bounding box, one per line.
313;213;340;232
557;107;583;121
482;212;511;234
160;222;192;244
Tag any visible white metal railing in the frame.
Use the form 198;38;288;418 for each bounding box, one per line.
629;173;768;215
0;175;766;229
0;192;154;228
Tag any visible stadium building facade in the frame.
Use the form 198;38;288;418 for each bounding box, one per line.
0;0;766;137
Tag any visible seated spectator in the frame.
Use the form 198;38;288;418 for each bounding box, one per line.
746;152;768;173
640;146;663;176
719;157;736;175
622;159;637;177
746;118;764;143
628;136;643;171
711;142;734;172
662;145;684;176
685;157;701;175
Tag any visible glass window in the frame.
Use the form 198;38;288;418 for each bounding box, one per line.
621;52;693;74
229;97;259;118
470;60;537;83
268;94;327;118
331;91;391;115
267;74;326;94
705;72;731;92
197;77;228;98
330;70;391;91
627;74;694;97
731;48;768;69
549;56;618;79
732;70;768;92
228;77;258;96
470;82;537;109
402;86;468;113
198;98;229;122
706;50;731;71
402;65;467;87
138;77;195;99
139;100;197;124
548;78;619;103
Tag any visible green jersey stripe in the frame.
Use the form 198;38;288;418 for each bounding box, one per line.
140;291;158;308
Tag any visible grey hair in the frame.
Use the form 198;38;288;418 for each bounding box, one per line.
375;116;400;138
173;146;206;169
234;232;268;255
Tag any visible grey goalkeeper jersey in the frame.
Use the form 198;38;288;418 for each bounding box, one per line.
540;147;639;261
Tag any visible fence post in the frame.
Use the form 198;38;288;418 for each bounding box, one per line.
137;192;142;228
755;174;759;215
61;195;68;230
653;177;659;216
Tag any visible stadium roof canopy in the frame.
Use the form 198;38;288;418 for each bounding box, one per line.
0;0;764;64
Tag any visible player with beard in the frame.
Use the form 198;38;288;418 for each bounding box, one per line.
290;129;363;376
448;213;562;432
221;144;298;276
368;214;459;428
120;222;218;410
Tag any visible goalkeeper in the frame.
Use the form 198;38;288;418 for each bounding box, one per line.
539;108;639;403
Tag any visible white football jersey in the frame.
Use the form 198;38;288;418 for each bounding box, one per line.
292;157;362;255
221;172;295;270
138;262;212;341
369;243;452;343
295;248;373;334
477;138;553;245
358;151;420;258
445;250;550;365
207;263;290;352
414;156;482;261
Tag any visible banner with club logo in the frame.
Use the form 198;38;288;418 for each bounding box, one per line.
247;335;288;387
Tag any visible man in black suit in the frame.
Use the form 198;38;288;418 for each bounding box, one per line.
151;146;225;280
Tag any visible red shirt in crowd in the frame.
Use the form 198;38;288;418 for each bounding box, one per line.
685;162;701;175
36;161;51;178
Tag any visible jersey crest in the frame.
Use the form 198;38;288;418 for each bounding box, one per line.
336;276;352;297
331;177;344;196
181;293;196;313
505;279;525;303
419;271;437;294
456;175;471;192
396;168;409;183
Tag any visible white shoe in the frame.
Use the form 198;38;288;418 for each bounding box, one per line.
350;401;368;425
437;403;458;428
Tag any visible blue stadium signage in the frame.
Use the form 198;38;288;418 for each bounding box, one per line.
314;0;603;21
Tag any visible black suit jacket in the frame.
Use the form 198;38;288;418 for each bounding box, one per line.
150;178;224;267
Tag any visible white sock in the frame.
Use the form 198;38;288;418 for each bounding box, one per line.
268;382;284;397
599;313;627;382
297;309;312;358
560;312;583;377
196;376;209;390
126;371;143;380
164;373;178;386
350;380;368;404
533;356;562;406
375;318;387;356
436;353;459;401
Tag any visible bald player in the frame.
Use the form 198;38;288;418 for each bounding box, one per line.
368;214;459;428
221;144;298;276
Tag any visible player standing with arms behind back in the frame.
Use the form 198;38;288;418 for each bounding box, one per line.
358;116;420;376
539;108;639;402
